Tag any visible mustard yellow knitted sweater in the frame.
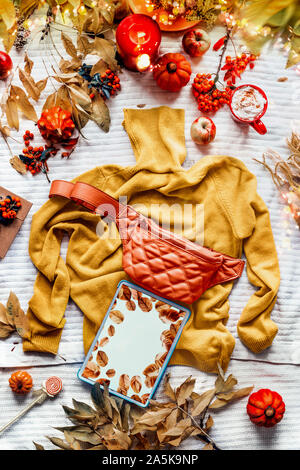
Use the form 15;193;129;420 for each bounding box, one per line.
23;107;280;373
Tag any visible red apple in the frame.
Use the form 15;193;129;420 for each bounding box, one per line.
0;51;13;80
190;116;216;145
182;28;211;58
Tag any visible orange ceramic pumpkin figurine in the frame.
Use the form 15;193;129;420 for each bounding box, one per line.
153;53;192;92
37;106;75;144
247;389;285;427
9;371;33;394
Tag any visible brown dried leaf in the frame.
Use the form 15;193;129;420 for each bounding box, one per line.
77;35;92;56
106;369;116;378
130;375;142;394
0;303;8;324
126;300;136;311
5;97;19;130
278;77;288;82
91;93;110;133
10;156;27;175
191;389;215;417
0;122;10;137
82;361;100;379
61;32;78;60
109;310;124;324
119;374;130;391
19;69;40;101
69;85;91;108
175;376;195;406
164;373;176;401
138;296;152;312
214;373;237;394
92;37;118;71
155;351;167;368
118;285;131;300
42;91;57;112
96;350;108;367
6;291;19;326
135;407;173;426
10;86;37;122
91;58;107;76
108;325;115;337
0;322;14;338
36;78;48;92
99;337;109;347
24;53;33;74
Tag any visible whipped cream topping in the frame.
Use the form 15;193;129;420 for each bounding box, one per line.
231;86;266;121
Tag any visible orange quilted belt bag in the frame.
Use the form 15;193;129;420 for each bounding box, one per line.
49;180;245;304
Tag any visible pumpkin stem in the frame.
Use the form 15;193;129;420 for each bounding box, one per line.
264;406;275;418
167;62;177;74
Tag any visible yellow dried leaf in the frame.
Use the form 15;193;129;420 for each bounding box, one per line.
0;0;16;29
6;291;20;327
191;389;215;417
61;32;78;59
0;322;14;338
5;97;19;131
24;53;33;74
175;376;195;406
91;93;110;133
19;69;40;101
36;78;48;92
10;85;37;122
0;303;8;324
10;156;27;175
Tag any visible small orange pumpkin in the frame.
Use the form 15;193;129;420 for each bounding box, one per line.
9;371;33;394
247;389;285;427
37;106;75;143
153;53;192;92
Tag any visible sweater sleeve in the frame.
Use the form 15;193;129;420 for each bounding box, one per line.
213;160;280;353
23;168;105;355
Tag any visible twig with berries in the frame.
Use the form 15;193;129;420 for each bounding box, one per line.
78;66;121;100
0;196;22;225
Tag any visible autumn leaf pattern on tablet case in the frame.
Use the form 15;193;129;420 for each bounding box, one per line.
81;282;187;405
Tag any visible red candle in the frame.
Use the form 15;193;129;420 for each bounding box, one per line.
116;14;161;72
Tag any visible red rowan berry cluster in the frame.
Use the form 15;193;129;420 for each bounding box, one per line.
19;130;54;179
192;73;231;113
0;196;22;224
222;53;256;86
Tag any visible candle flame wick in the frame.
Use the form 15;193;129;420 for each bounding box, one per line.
136;54;151;72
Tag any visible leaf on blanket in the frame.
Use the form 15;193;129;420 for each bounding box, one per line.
61;32;78;60
0;292;29;339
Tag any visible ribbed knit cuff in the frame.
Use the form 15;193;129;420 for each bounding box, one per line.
23;331;63;356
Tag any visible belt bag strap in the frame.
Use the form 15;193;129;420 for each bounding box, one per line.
49;180;245;304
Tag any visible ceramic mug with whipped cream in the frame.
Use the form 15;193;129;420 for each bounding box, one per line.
229;84;268;135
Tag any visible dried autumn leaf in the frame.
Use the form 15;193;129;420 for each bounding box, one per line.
91;58;107;76
24;53;33;74
0;0;16;29
0;322;14;338
92;37;118;71
164;373;176;401
42;91;57;112
159;308;181;324
6;291;19;326
191;389;215;417
82;361;100;379
19;69;40;101
36;78;48;92
77;35;92;56
0;122;10;137
135;407;173;426
130;375;142;394
209;386;254;409
61;32;78;60
106;369;116;378
214;373;237;394
109;310;124;324
10;156;27;175
138;296;152;312
96;350;109;367
119;374;130;391
99;337;109;347
155;351;167;368
108;325;115;336
126;300;136;311
0;303;8;324
175;376;195;406
91;93;110;133
10;86;37;122
5;97;19;130
118;285;131;300
69;85;91;108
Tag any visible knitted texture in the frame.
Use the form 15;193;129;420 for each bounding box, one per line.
23;106;280;373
